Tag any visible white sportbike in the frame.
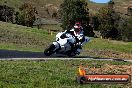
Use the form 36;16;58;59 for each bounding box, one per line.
44;32;90;57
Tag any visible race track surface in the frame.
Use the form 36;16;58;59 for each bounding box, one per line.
0;50;132;62
0;50;44;58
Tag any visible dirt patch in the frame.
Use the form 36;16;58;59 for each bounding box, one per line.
84;64;132;75
81;49;132;60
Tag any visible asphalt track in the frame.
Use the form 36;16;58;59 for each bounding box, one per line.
0;50;132;62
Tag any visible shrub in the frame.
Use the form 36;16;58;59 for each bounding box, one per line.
99;24;118;39
118;16;132;41
97;6;119;39
59;0;89;29
15;3;37;27
0;5;15;23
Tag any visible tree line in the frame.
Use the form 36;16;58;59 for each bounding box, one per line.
0;3;37;27
59;0;132;41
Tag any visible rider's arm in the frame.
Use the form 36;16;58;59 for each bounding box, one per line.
60;30;74;39
65;29;74;35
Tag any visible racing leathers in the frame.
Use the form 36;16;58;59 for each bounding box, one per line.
61;28;87;55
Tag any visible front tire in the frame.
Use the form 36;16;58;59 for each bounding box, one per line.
44;44;56;56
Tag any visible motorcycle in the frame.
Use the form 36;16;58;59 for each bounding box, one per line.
44;32;90;57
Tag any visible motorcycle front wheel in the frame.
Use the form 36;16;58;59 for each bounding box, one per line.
44;44;56;56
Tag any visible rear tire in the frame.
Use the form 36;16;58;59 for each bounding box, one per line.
44;44;56;56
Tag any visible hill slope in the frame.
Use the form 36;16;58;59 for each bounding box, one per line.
113;0;132;14
0;21;54;52
0;0;131;18
88;0;132;14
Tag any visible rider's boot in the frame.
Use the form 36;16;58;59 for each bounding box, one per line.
75;45;82;55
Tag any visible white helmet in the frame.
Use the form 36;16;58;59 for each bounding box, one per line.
74;22;82;33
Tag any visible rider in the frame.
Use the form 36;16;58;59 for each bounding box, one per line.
61;22;86;54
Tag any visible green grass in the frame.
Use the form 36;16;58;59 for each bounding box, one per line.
0;60;131;88
0;21;55;52
84;38;132;53
0;43;42;52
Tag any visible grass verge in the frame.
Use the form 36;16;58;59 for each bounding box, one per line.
0;21;55;52
0;60;131;88
84;38;132;53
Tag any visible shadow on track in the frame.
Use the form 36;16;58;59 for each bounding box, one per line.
0;50;45;58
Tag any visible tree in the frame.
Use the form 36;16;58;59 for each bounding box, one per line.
59;0;89;30
117;16;132;41
16;3;37;27
91;16;100;31
0;5;15;23
97;1;120;39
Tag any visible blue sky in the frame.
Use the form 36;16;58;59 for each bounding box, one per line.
90;0;110;3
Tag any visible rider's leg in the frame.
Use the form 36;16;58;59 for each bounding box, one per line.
81;36;90;46
75;44;82;54
68;42;74;51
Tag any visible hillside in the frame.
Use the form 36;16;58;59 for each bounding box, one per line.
88;0;132;14
0;21;54;52
88;1;106;14
0;0;131;18
0;21;131;59
113;0;132;14
87;0;132;15
0;0;63;18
